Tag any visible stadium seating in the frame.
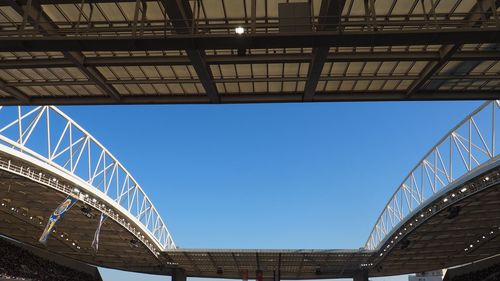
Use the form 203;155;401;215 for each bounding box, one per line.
0;239;99;281
446;261;500;281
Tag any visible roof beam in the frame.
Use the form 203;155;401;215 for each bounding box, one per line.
406;0;500;96
64;51;122;100
162;0;219;103
1;51;499;69
3;0;121;101
0;79;30;103
304;0;346;101
2;29;499;51
0;90;497;105
9;74;500;87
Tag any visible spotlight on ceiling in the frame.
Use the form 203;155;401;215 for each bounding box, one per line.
235;26;245;35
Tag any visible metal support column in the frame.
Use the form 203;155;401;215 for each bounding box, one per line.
353;271;368;281
172;268;187;281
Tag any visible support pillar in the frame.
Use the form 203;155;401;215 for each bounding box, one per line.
172;268;186;281
353;270;368;281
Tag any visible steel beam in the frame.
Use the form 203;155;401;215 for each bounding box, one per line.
0;51;499;69
1;29;500;52
162;0;219;103
0;90;497;105
0;79;30;103
304;0;346;101
7;74;500;87
64;51;122;100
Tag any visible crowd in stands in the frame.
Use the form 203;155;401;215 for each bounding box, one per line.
451;262;500;281
0;239;98;281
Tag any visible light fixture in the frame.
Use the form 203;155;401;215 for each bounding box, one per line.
461;187;467;192
234;26;245;35
443;198;448;202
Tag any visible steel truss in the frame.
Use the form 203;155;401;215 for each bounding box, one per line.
0;0;498;104
366;100;500;250
0;106;176;251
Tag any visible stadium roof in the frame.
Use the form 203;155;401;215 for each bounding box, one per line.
0;0;499;105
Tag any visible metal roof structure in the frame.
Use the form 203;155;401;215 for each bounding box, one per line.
0;0;499;104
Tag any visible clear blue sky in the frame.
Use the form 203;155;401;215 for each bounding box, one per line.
58;101;485;281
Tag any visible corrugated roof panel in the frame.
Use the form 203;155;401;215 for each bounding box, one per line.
252;64;267;77
201;0;226;20
0;89;11;97
283;81;297;92
396;80;412;90
235;64;252;78
0;6;22;22
152;84;172;94
268;63;283;77
354;80;370;90
367;80;384;90
268;81;281;92
454;0;475;14
156;66;178;79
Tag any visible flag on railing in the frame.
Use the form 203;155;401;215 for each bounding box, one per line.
39;193;79;244
91;213;107;253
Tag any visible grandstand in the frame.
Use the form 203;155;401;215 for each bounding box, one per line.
0;235;102;281
444;255;500;281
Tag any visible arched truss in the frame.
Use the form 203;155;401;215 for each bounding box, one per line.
0;106;175;251
366;100;500;251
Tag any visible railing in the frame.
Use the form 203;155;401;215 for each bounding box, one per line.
0;106;175;250
0;13;499;38
365;100;500;250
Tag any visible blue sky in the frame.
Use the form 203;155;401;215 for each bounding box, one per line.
58;101;485;281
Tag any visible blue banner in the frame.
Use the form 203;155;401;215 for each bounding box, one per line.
39;193;79;244
91;213;107;252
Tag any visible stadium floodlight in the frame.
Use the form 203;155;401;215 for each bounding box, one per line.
235;26;245;34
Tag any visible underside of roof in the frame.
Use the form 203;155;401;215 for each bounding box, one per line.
0;0;498;104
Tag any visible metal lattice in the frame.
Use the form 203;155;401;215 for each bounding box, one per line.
0;105;176;250
366;100;500;250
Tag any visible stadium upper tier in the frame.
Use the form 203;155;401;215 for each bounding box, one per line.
0;0;499;104
0;101;500;279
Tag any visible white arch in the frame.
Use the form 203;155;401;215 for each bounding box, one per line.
366;100;500;250
0;106;175;251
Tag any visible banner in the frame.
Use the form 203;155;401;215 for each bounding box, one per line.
39;193;79;244
91;213;107;253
